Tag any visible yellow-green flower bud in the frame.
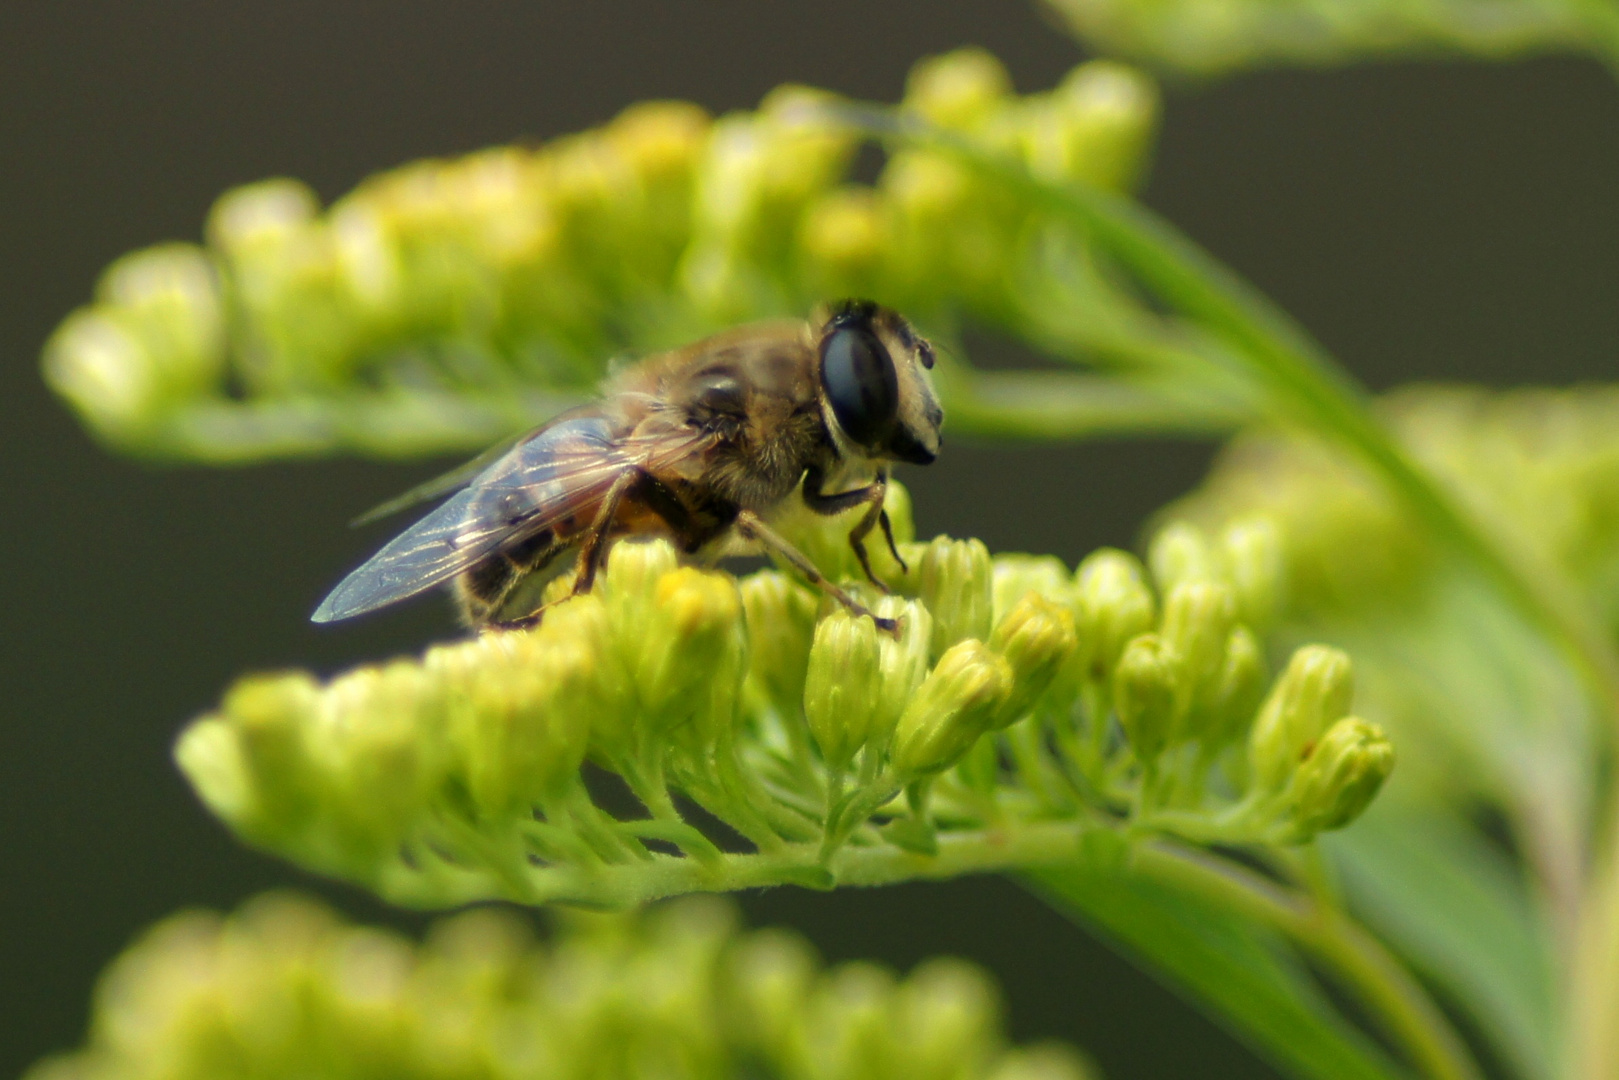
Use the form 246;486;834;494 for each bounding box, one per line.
872;594;933;745
1286;717;1395;840
904;48;1014;131
919;536;994;660
1248;645;1354;795
196;672;323;836
741;571;819;722
1204;625;1267;749
1074;549;1155;681
804;610;886;771
1220;517;1283;630
1158;580;1238;720
891;641;1013;777
439;620;596;818
893;958;1002;1078
1041;61;1159;192
799;186;890;298
989;593;1079;728
725;928;818;1056
1147;521;1213;594
307;661;442;856
631;567;748;752
1112;634;1182;765
991;554;1072;626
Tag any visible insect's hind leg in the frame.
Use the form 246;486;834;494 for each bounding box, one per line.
734;509;899;635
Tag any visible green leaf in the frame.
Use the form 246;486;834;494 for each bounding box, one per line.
1027;860;1411;1080
1332;804;1560;1080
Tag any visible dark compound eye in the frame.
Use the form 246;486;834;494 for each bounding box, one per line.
821;323;898;447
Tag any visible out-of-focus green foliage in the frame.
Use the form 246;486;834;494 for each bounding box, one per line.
1041;0;1619;75
25;892;1096;1080
176;486;1386;912
44;50;1263;463
1165;384;1619;1080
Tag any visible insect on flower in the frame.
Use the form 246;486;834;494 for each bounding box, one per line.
311;300;944;631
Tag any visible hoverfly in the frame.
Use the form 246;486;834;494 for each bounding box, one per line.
311;300;943;632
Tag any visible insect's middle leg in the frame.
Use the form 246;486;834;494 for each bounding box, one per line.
735;509;898;634
571;468;640;596
802;467;906;588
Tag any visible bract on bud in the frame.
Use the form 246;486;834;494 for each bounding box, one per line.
891;641;1013;777
989;593;1079;727
1286;717;1395;840
1248;644;1354;795
1073;549;1155;681
1112;634;1182;765
919;536;995;660
803;610;886;771
872;595;933;750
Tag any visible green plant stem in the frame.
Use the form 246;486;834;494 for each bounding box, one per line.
1136;843;1485;1080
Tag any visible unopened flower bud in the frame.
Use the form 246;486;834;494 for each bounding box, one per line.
1286;717;1395;840
1158;580;1238;715
989;593;1079;727
1248;645;1354;795
904;48;1014;131
741;571;819;721
804;610;885;771
919;536;994;660
1074;549;1155;681
894;958;1002;1077
1203;625;1267;749
891;641;1013;777
632;567;747;751
1221;517;1283;629
1044;61;1159;192
1112;634;1182;764
872;595;933;747
1147;522;1213;594
991;554;1072;625
988;1044;1099;1080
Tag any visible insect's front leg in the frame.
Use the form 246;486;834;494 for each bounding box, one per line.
735;509;899;636
802;466;907;590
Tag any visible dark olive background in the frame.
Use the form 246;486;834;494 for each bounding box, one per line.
3;3;1618;1077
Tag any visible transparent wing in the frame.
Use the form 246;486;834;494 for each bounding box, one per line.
347;431;528;527
312;414;710;622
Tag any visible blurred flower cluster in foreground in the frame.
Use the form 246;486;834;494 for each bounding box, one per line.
177;484;1390;910
27;893;1092;1080
43;48;1201;463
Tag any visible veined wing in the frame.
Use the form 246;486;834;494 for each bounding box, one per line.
311;414;710;622
347;431;528;527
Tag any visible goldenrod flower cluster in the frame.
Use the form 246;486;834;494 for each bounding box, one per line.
26;893;1093;1080
43;49;1159;462
176;485;1391;909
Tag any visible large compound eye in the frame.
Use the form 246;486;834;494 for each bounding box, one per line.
821;323;898;447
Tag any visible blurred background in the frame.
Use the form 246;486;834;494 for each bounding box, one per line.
3;2;1617;1075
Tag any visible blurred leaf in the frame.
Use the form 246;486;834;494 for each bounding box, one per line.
1027;860;1411;1080
1331;803;1559;1080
